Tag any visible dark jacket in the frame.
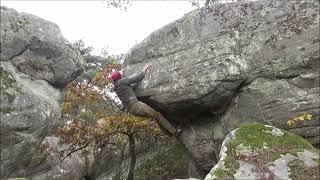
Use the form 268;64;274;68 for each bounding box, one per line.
113;71;145;109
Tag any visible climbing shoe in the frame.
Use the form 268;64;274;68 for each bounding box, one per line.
175;127;182;137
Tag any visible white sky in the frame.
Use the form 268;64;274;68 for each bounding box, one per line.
2;0;197;55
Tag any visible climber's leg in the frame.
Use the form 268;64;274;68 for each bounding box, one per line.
128;101;177;135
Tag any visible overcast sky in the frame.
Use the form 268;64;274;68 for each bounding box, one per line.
2;1;197;55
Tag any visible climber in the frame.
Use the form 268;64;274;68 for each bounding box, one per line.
111;63;181;136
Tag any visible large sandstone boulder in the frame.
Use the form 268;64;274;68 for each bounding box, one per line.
26;137;86;180
0;7;84;178
0;62;62;178
205;124;319;180
123;0;319;176
0;6;83;87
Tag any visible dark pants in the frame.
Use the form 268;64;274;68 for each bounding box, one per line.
128;101;176;135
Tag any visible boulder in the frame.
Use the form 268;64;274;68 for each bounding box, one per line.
26;137;86;180
204;124;319;180
0;62;61;177
0;6;84;87
123;0;319;176
0;7;84;178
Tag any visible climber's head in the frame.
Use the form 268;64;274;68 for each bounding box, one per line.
111;70;121;81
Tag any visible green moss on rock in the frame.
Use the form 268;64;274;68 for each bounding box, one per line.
213;167;235;180
229;124;313;160
0;66;20;113
207;123;316;179
0;107;15;113
134;143;189;180
0;66;17;92
235;124;312;149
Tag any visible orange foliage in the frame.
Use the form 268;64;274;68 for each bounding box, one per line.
56;119;118;146
97;112;161;139
62;81;102;114
56;112;162;148
58;62;164;149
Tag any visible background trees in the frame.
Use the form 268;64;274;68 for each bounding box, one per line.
190;0;217;7
104;0;218;10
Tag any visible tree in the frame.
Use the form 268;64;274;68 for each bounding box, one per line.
72;39;93;56
104;0;217;10
189;0;218;7
57;60;167;180
104;0;131;10
205;0;212;7
96;113;161;180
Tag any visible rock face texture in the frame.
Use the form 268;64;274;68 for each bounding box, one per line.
92;139;189;180
123;0;319;176
0;6;83;87
204;124;319;180
26;137;86;180
0;7;83;178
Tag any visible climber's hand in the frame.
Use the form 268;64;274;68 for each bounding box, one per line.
119;67;126;74
143;63;151;72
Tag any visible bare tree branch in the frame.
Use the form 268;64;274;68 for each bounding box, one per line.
54;141;91;166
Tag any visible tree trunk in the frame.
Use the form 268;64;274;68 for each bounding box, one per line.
114;143;126;180
127;134;136;180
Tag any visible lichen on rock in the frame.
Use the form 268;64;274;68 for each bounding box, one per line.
205;124;319;180
0;65;20;113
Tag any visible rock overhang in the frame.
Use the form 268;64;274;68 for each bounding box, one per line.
123;0;319;176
